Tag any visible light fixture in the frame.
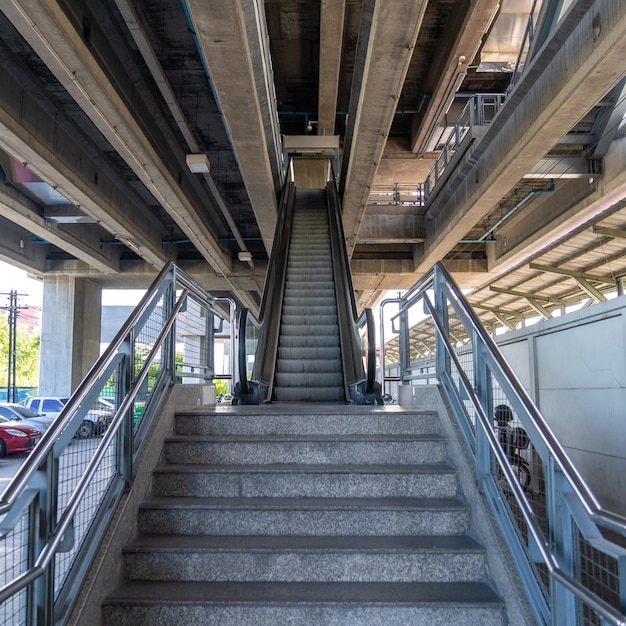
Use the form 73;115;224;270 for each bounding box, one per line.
185;153;211;173
114;234;140;252
238;251;252;262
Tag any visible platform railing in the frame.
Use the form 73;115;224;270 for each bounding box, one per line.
423;93;507;201
390;263;626;626
0;263;224;625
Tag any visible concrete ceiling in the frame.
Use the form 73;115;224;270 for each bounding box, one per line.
0;0;624;330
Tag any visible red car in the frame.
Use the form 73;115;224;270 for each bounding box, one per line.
0;417;41;456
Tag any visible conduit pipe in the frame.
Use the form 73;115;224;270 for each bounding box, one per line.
459;179;555;243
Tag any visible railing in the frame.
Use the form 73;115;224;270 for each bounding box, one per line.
368;182;425;207
0;263;225;625
388;263;626;626
423;93;507;201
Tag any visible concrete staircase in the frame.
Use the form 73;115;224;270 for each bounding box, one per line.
102;406;505;624
273;189;345;402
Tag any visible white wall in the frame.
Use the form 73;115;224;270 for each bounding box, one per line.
497;298;626;515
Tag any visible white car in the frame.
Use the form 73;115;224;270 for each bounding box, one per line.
24;396;113;438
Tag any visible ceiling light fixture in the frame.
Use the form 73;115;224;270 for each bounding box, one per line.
185;153;211;173
238;251;253;262
114;234;140;252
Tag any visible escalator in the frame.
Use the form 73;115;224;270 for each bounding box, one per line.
274;189;344;401
235;169;379;404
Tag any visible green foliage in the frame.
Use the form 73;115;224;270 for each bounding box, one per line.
0;314;40;386
213;379;228;396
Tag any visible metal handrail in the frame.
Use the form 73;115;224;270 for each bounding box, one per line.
421;289;626;625
0;262;223;622
391;262;626;624
0;288;189;602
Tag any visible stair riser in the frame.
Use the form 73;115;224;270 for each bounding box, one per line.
123;551;485;583
152;470;458;499
103;605;504;626
175;413;440;436
138;508;470;537
164;440;448;465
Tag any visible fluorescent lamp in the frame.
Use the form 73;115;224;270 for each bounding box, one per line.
238;251;252;262
186;154;211;173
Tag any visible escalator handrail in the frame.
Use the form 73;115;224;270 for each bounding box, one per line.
326;172;372;393
237;179;295;396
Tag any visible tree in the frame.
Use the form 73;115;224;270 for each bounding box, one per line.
0;313;40;387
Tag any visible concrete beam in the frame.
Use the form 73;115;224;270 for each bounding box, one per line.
340;0;429;257
0;62;167;268
416;0;626;275
357;211;425;243
410;0;500;154
4;0;236;278
318;0;346;136
0;180;121;274
184;0;279;252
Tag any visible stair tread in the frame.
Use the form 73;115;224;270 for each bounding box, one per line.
165;434;446;443
140;496;468;511
125;534;483;553
105;580;502;606
153;463;456;474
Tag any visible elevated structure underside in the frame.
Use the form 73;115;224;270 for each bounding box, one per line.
0;0;625;331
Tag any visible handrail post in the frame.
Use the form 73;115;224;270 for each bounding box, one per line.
30;457;57;625
473;331;492;482
548;460;579;625
433;265;450;379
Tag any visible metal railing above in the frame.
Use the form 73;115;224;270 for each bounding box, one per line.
387;263;626;626
0;263;227;625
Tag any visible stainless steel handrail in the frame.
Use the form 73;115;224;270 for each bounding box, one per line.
421;288;626;626
0;288;189;602
390;262;626;624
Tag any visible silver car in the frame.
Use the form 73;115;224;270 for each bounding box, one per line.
0;403;54;433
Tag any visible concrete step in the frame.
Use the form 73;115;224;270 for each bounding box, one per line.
174;410;440;436
122;535;486;583
137;496;471;537
152;463;458;498
163;434;447;465
103;581;504;625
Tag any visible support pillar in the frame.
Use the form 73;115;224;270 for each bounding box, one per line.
39;276;102;395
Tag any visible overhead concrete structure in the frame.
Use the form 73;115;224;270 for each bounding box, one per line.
0;0;624;329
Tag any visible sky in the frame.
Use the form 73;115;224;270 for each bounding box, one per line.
0;260;145;312
0;261;43;308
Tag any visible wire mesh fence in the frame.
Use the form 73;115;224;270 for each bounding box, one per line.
387;264;626;625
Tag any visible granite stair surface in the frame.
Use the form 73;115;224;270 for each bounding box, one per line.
273;189;344;402
101;406;505;625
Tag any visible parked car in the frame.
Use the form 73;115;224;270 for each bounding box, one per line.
0;418;41;456
0;403;54;434
24;396;113;438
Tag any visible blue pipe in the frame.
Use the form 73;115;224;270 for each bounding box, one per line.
459;180;555;244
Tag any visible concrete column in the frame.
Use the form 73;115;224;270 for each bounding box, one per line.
39;276;102;395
